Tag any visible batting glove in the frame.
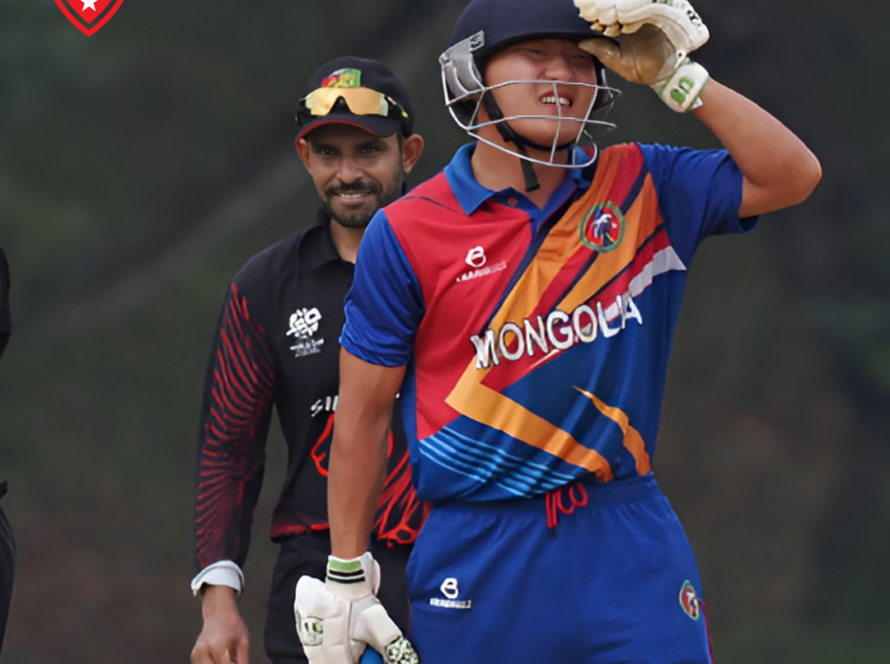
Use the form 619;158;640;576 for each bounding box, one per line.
294;552;419;664
575;0;710;112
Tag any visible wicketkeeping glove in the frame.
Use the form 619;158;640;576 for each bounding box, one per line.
574;0;710;112
294;552;420;664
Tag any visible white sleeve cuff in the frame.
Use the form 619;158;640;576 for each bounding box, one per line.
190;560;244;596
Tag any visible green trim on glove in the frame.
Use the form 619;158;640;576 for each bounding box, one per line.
326;555;366;585
653;58;709;113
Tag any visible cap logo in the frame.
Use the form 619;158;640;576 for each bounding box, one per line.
321;68;362;89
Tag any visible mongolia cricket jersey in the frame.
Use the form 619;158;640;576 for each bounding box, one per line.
342;142;756;503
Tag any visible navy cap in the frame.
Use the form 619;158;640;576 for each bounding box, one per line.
296;56;414;142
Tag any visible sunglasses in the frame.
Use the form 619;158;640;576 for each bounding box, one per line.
296;86;409;127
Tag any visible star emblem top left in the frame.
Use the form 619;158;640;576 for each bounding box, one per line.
56;0;126;36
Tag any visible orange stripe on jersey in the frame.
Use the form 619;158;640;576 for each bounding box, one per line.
446;363;614;480
560;174;660;313
573;386;651;475
444;145;653;476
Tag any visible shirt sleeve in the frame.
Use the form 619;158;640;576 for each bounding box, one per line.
193;281;275;571
340;211;425;367
639;143;758;265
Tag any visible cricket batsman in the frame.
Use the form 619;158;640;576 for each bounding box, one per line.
295;0;822;662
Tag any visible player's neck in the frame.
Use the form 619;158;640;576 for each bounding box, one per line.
328;220;365;264
471;140;570;209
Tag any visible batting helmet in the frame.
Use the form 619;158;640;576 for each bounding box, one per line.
439;0;619;185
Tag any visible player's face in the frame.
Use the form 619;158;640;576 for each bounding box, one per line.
299;125;406;229
482;39;599;150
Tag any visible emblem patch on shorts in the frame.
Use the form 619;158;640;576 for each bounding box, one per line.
679;580;701;620
579;201;625;253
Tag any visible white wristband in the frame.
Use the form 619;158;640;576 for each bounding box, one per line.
190;560;244;596
654;59;710;113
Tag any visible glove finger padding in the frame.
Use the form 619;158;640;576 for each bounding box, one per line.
580;24;677;85
295;576;357;664
298;553;420;664
574;0;709;59
576;0;711;112
348;591;419;663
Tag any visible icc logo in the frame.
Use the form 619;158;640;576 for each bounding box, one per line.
55;0;125;36
465;246;486;269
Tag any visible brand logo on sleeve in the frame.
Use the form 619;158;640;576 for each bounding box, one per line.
579;202;625;253
287;307;325;358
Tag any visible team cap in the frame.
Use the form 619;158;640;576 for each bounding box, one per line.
296;56;414;142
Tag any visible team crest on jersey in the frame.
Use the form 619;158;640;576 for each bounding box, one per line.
286;307;324;358
679;580;701;620
321;68;361;89
579;201;625;253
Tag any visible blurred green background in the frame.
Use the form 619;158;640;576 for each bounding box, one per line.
0;0;888;662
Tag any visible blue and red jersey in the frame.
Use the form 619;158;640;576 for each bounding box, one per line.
342;143;756;503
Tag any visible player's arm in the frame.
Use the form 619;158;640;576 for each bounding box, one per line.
192;282;276;664
328;348;406;559
294;349;417;664
692;81;821;218
576;0;821;218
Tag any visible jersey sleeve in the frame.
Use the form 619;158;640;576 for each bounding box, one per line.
340;211;425;367
639;143;758;264
193;281;275;571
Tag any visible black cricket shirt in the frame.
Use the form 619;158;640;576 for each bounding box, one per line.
193;215;424;570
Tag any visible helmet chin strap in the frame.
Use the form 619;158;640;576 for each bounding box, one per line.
481;93;575;193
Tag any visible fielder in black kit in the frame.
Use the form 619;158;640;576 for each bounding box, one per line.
190;57;426;664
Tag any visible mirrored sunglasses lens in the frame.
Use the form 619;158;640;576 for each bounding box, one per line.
303;87;389;117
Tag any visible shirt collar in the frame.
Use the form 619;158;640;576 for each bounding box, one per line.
302;208;347;271
444;143;597;215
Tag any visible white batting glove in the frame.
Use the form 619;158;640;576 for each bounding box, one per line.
294;552;420;664
575;0;710;112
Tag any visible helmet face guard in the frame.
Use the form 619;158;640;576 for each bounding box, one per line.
439;31;619;169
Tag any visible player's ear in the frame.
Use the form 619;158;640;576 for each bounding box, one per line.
401;134;424;175
295;137;312;170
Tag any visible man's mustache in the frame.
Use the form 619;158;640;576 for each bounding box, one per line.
325;181;383;197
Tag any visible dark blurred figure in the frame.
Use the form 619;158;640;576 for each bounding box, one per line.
0;245;13;654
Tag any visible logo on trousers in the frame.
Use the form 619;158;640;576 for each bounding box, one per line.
429;577;472;610
55;0;125;36
679;580;701;620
